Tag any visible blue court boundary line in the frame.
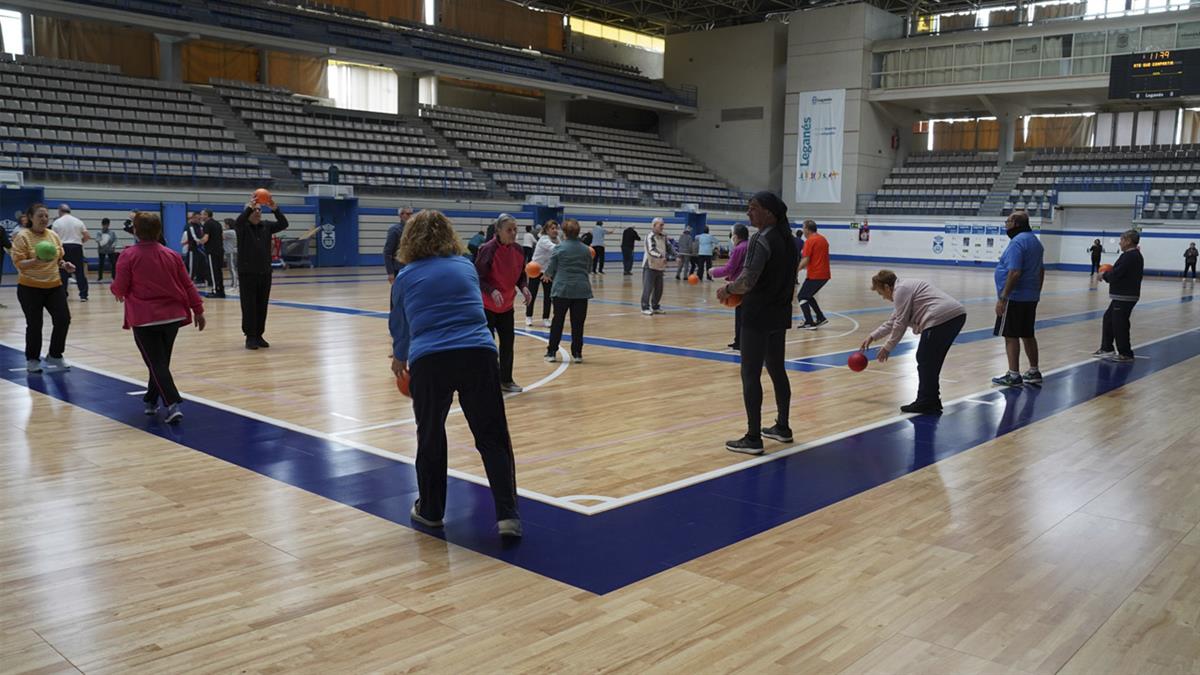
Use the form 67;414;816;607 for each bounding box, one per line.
254;293;1194;373
3;328;1198;595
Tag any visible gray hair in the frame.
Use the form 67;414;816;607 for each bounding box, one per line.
1122;229;1140;246
398;206;413;217
495;213;517;228
650;217;664;226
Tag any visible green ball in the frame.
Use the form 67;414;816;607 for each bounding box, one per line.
35;240;58;262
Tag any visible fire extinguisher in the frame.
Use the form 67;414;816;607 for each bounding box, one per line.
890;129;899;150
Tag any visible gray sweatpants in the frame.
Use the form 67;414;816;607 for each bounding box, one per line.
641;267;664;311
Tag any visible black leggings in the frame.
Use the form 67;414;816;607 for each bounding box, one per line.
798;278;828;324
525;276;552;319
739;325;790;437
239;272;272;338
915;313;966;404
133;321;183;406
1186;261;1197;279
410;347;518;522
485;308;516;384
547;297;588;358
17;284;71;361
1090;259;1101;275
60;243;88;299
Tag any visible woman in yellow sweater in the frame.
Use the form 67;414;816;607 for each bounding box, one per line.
11;203;75;373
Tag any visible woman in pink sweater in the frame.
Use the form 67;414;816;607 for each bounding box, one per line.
712;224;750;351
860;270;966;415
110;212;206;424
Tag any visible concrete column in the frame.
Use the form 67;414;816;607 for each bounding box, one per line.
155;33;185;83
998;114;1017;166
658;113;679;146
395;68;420;116
258;48;269;85
543;92;568;132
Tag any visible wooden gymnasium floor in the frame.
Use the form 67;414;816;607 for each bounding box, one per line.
2;261;1199;674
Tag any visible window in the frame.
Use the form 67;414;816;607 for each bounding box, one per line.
327;60;398;115
0;9;23;56
423;0;435;26
568;16;664;53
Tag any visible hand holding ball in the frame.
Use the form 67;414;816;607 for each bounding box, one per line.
34;241;58;262
720;292;742;308
589;246;596;259
396;370;411;398
1098;263;1113;275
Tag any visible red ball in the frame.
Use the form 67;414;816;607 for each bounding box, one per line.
720;292;742;308
848;351;868;372
396;371;411;398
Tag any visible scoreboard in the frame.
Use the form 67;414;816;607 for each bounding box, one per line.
1108;49;1200;100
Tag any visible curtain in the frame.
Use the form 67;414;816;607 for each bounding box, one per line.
1033;1;1086;21
939;13;977;32
182;40;258;84
328;61;397;114
321;0;422;23
269;51;327;97
1019;116;1095;149
438;0;565;51
32;16;158;78
988;9;1019;27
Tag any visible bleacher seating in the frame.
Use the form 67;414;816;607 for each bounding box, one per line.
1015;144;1200;220
566;122;745;210
421;105;642;204
867;152;998;216
218;81;485;195
0;55;268;186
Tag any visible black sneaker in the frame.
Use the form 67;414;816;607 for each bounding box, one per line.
245;338;259;350
803;318;829;330
799;322;816;330
900;400;943;415
727;343;740;351
256;337;270;348
725;435;764;455
760;425;793;443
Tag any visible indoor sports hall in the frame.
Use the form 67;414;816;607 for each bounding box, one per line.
2;0;1200;673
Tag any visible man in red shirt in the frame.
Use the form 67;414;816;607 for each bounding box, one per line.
476;214;532;392
797;219;831;330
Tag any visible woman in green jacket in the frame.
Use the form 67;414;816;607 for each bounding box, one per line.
542;218;593;364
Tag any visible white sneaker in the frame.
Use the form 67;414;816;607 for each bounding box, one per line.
44;356;70;371
524;317;533;326
542;319;551;328
544;354;558;363
498;519;523;538
642;309;653;315
26;359;42;373
653;308;666;315
572;355;583;364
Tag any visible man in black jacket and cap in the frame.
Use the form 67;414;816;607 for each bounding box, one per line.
233;195;289;350
621;224;641;275
718;191;798;455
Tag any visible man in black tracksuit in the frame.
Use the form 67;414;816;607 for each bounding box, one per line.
234;197;288;349
1087;239;1104;276
621;225;641;275
1096;229;1143;363
1185;242;1198;280
201;209;225;298
718;191;798;455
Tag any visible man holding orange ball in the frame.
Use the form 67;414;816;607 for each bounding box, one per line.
475;214;531;392
233;190;288;350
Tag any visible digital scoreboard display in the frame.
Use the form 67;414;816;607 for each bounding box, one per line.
1108;49;1200;100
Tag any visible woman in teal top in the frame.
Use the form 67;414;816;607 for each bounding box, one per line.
542;218;593;363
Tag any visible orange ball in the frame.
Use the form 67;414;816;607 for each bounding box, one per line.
253;188;272;205
688;274;699;285
589;246;596;258
525;261;542;277
396;371;411;398
721;292;742;308
1098;263;1113;275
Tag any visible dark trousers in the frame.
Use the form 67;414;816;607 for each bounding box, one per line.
97;251;116;281
410;348;519;522
188;249;210;286
675;255;692;279
239;272;272;338
798;278;828;324
525;277;552;320
60;243;88;298
1186;261;1197;279
0;250;6;285
1101;299;1138;357
522;246;533;263
592;245;606;273
732;305;743;348
697;255;712;278
17;284;71;360
1090;259;1101;275
740;325;790;437
133;321;183;406
547;297;588;358
485;308;516;384
640;267;663;310
915;313;966;404
207;252;225;295
621;246;635;274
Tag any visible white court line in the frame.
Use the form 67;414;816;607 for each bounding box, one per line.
560;494;617;504
785;311;860;344
572;325;1200;515
330;412;363;422
334;330;570;436
127;390;148;396
0;340;591;516
965;398;1002;406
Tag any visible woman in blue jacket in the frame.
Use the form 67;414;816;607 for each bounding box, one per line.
389;210;521;538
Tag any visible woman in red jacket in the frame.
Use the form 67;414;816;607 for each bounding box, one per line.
110;212;206;423
474;214;531;393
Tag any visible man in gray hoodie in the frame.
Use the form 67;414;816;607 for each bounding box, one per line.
675;227;694;280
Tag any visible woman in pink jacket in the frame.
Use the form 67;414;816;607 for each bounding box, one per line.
110;212;206;423
712;224;749;351
860;269;966;415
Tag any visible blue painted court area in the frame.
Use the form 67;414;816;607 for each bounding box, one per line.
4;325;1198;594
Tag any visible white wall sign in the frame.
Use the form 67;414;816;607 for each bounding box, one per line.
795;89;845;204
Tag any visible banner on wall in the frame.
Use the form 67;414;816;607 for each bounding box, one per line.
795;89;845;204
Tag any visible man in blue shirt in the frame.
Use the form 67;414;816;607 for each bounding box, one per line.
695;227;716;280
992;212;1045;387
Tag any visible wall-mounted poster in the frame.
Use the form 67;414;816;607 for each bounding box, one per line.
795;89;845;204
